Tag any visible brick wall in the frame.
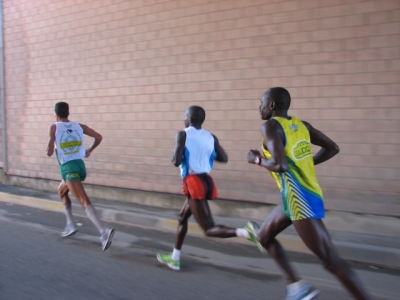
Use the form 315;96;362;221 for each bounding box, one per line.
2;0;399;215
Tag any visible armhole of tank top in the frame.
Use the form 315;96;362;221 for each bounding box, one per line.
297;119;310;141
270;118;286;147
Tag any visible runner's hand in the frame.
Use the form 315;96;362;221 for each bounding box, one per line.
85;148;92;158
247;150;261;164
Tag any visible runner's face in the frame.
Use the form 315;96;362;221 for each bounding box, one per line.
184;109;190;128
260;93;273;120
54;111;60;121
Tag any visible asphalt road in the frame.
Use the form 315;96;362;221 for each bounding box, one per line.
1;202;399;300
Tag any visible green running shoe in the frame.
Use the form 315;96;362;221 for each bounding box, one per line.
157;253;180;271
245;221;265;253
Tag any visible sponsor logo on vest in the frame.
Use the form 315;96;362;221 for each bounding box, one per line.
60;128;83;155
60;140;82;149
292;140;312;160
64;150;80;155
289;124;299;131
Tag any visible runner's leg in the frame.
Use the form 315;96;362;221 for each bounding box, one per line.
188;198;236;238
293;219;373;300
65;180;91;209
258;203;299;283
58;180;78;236
58;180;72;206
156;198;191;269
66;180;107;234
175;197;192;250
66;179;114;250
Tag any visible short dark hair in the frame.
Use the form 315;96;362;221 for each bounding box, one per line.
268;87;291;110
54;102;69;118
188;106;206;125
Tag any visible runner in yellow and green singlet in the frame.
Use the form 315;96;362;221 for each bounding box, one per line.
246;88;372;300
261;116;324;221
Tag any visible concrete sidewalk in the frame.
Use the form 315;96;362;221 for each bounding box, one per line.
0;183;399;269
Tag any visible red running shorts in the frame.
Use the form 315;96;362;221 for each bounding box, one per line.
182;173;218;200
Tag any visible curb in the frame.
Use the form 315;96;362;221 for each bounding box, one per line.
0;192;64;212
0;191;399;269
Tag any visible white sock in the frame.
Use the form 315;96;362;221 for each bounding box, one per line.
287;280;306;293
85;205;105;235
235;228;249;238
171;248;181;261
64;205;75;226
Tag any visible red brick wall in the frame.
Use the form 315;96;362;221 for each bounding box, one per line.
2;0;399;215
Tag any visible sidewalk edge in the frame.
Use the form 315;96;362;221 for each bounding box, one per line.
0;191;399;269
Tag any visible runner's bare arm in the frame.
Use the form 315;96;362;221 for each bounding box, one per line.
302;121;339;166
212;134;228;163
46;124;56;157
171;130;186;167
248;120;288;172
79;123;103;158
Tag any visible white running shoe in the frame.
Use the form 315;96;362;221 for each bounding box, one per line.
286;282;320;300
61;224;78;237
100;228;115;251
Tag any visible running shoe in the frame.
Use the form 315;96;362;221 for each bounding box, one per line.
157;253;180;271
286;282;320;300
61;224;78;237
100;227;115;251
244;221;265;253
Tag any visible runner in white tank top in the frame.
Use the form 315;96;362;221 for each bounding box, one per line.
180;126;216;178
54;120;86;165
46;102;115;251
157;105;262;271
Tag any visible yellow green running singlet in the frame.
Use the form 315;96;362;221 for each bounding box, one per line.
262;116;325;221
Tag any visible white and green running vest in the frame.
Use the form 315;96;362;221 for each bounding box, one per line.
55;121;85;165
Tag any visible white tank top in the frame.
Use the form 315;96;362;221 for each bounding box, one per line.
55;121;86;165
180;126;216;178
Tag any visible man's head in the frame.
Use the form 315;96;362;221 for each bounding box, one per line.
259;87;291;120
184;106;206;128
54;102;69;119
